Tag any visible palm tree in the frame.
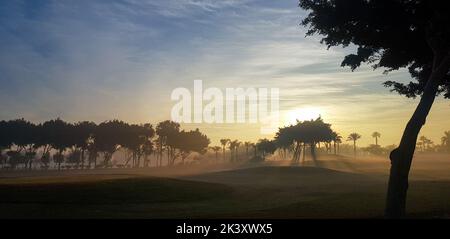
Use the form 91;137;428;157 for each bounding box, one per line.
418;136;432;152
220;139;230;161
372;131;381;146
347;133;361;157
244;141;251;159
425;138;434;152
228;141;236;162
250;143;257;158
210;146;221;161
335;134;342;155
235;141;241;161
416;142;423;152
441;131;450;153
331;132;342;155
228;140;240;162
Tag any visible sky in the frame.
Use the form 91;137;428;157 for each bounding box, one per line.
1;0;449;147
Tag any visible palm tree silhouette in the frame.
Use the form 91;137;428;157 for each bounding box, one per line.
441;131;450;153
418;136;433;152
335;134;342;155
210;146;221;161
228;140;240;162
244;141;251;159
220;139;230;161
372;132;381;146
347;133;361;157
235;141;241;161
331;132;342;155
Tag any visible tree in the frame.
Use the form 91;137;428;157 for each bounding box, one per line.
250;142;257;158
372;132;381;146
122;123;154;168
256;139;277;161
173;129;210;164
234;141;241;161
0;153;7;169
210;146;222;161
140;124;155;168
220;139;230;161
40;151;51;169
7;150;26;169
35;122;55;169
72;121;96;169
44;119;73;170
275;125;296;162
95;120;128;168
418;135;433;152
156;120;180;166
332;132;342;155
275;123;301;163
441;131;450;153
0;121;11;168
244;141;252;159
7;119;38;169
85;134;98;169
275;117;334;164
299;0;450;218
228;140;239;162
347;133;362;157
66;149;82;168
363;144;384;156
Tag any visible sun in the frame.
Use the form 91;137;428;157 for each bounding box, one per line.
284;107;322;125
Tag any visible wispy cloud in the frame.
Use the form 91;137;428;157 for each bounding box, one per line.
0;0;447;146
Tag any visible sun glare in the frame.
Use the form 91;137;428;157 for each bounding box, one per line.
285;107;322;125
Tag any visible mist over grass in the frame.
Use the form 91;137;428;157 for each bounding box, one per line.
1;153;450;218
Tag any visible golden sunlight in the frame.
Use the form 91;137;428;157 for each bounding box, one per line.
284;107;322;125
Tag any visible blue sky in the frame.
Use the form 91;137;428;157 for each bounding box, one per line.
1;0;449;146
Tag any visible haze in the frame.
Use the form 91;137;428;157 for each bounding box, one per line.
1;0;449;146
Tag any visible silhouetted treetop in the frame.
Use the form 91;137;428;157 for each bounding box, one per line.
299;0;450;98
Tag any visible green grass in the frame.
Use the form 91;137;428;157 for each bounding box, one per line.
1;166;450;218
0;177;233;218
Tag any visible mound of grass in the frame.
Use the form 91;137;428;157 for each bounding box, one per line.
2;166;450;218
185;166;380;188
0;177;233;218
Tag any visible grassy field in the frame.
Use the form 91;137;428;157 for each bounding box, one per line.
1;154;450;218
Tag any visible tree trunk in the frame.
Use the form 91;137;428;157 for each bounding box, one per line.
310;143;316;162
222;147;225;161
385;52;450;218
230;149;233;162
292;142;301;162
80;150;85;170
302;143;306;165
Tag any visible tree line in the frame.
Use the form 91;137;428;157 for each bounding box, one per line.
220;117;369;165
0;119;209;170
0;117;351;170
2;117;449;171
